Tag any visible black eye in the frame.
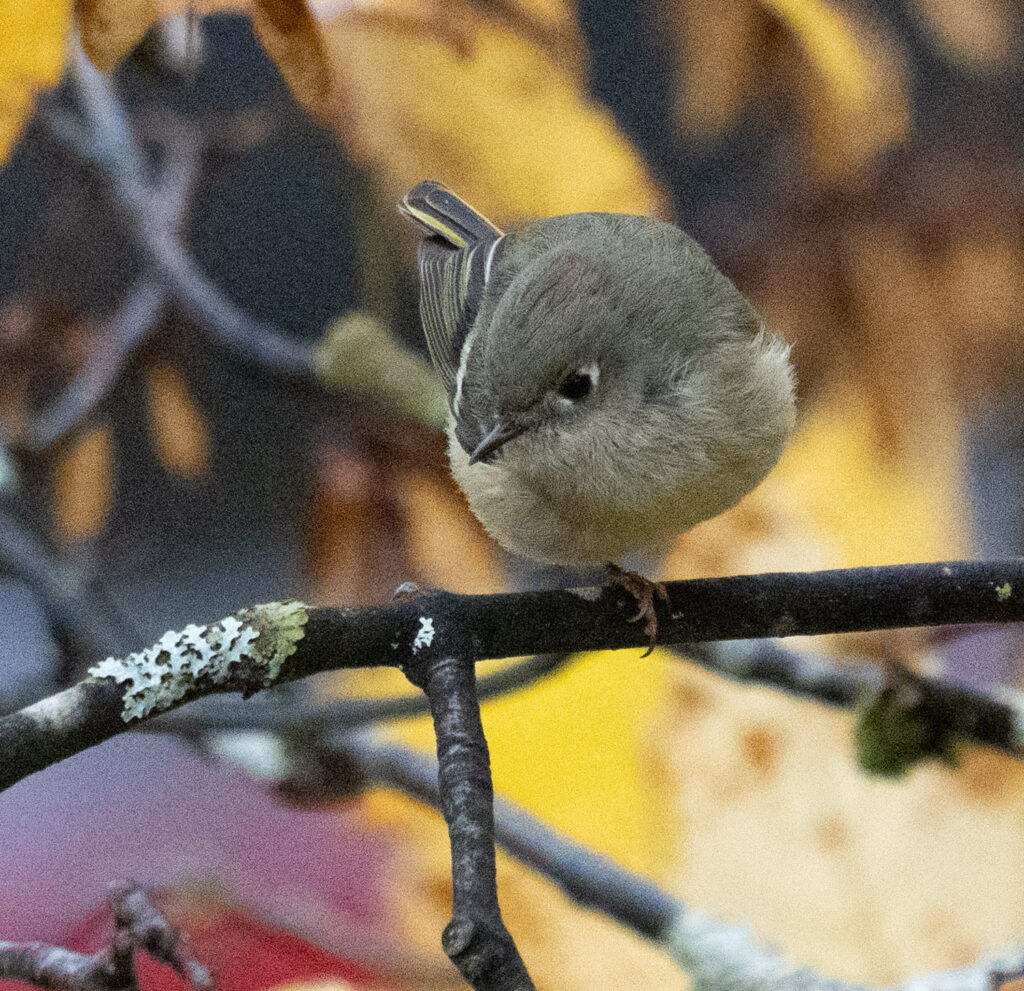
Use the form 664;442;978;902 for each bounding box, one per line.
557;370;595;401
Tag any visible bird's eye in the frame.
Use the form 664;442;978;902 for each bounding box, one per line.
557;367;596;402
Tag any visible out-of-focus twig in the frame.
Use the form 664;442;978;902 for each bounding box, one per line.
0;881;213;991
344;735;1024;991
22;279;165;451
22;77;205;453
155;651;572;735
68;38;315;377
0;496;133;681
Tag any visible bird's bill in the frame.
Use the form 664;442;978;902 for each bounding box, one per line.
467;417;528;465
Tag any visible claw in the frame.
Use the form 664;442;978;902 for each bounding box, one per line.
605;564;669;657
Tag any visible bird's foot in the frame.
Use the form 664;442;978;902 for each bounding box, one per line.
605;564;669;657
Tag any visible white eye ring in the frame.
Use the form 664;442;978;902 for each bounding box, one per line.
556;363;599;403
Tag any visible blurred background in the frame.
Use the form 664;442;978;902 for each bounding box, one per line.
2;1;1024;988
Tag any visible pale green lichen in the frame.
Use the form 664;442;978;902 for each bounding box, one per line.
88;600;309;722
996;582;1013;602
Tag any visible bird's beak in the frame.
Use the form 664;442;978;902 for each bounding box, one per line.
467;417;527;465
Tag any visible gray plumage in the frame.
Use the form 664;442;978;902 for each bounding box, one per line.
400;181;796;566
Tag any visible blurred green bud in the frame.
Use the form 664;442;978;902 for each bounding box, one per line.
314;311;449;430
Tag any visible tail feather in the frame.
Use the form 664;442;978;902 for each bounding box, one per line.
399;180;503;247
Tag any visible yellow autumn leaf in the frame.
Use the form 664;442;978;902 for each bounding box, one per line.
76;0;166;71
293;3;664;220
671;0;909;181
657;661;1024;983
778;0;909;180
0;0;72;164
53;421;114;539
144;361;211;477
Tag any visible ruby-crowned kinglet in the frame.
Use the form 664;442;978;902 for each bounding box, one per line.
399;180;796;569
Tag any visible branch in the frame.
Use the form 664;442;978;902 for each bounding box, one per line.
344;737;1024;991
155;651;573;735
5;560;1024;793
0;497;135;669
0;881;212;991
22;105;203;453
68;39;315;377
21;279;165;452
410;650;534;989
677;638;1024;770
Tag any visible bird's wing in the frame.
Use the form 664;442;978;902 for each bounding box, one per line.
399;181;505;407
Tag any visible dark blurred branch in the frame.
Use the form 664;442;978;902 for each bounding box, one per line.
352;735;676;939
0;497;134;673
22;279;165;451
68;39;314;377
0;881;212;991
156;651;572;734
23;57;202;453
675;635;1024;770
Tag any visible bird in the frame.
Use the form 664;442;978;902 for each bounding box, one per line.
399;180;796;649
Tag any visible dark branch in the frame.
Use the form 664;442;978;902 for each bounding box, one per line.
155;652;572;734
5;559;1024;793
410;651;534;990
352;736;677;941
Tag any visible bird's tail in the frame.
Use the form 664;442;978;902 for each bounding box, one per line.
399;180;503;248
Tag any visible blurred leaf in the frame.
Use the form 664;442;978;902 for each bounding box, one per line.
314;311;448;429
76;0;165;71
271;983;359;990
0;0;71;164
53;421;113;539
670;0;762;139
788;1;909;181
305;445;410;606
250;0;334;116
143;360;211;477
363;787;691;990
909;0;1020;73
671;0;909;182
657;662;1024;983
303;1;665;219
392;468;503;592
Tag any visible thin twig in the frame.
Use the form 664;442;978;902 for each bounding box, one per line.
0;498;134;670
0;881;212;991
352;735;676;939
23;279;165;451
68;40;314;377
347;736;1024;991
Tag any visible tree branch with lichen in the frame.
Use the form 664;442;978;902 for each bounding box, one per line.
5;559;1024;991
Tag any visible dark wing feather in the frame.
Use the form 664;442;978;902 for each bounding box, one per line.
399;181;505;410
